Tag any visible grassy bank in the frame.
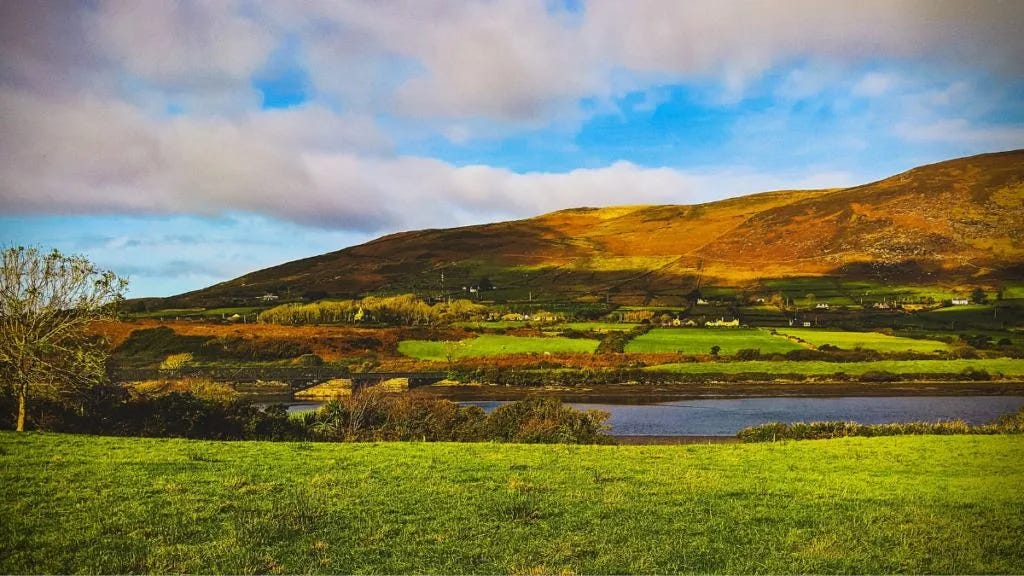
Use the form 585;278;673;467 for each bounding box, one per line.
2;433;1023;573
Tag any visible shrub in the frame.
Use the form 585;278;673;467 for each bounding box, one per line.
484;397;613;444
859;370;899;382
159;352;193;370
734;348;761;361
293;353;324;366
738;419;976;442
959;367;991;381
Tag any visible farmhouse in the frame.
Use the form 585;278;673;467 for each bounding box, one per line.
259;293;279;302
951;298;970;305
815;303;830;309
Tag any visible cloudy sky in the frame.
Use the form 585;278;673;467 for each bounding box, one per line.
2;0;1023;297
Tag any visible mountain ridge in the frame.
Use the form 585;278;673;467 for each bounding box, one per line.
169;150;1024;306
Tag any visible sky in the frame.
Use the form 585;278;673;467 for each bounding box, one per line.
1;1;1023;297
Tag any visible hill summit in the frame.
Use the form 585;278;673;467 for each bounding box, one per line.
174;150;1024;306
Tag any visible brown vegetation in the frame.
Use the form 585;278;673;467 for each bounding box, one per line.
164;150;1024;305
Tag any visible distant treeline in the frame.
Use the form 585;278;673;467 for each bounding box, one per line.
258;294;486;326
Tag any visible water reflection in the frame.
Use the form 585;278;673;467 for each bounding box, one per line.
460;396;1024;436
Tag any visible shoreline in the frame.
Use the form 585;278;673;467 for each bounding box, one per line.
613;435;740;445
413;380;1024;403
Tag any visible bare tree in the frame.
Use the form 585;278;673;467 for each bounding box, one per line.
0;247;127;431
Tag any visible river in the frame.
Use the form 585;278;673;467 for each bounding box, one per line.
272;395;1024;437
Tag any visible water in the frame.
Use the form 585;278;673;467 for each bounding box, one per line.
272;395;1024;436
459;396;1024;436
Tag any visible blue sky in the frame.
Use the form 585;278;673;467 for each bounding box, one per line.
1;1;1022;297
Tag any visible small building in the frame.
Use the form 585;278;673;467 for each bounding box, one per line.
802;321;812;327
815;303;830;309
259;293;279;302
951;298;970;306
696;298;709;305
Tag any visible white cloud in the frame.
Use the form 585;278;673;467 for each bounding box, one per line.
894;118;1024;146
4;0;1023;123
852;72;899;98
88;0;274;90
0;87;863;233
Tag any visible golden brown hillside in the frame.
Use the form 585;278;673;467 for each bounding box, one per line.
172;150;1024;306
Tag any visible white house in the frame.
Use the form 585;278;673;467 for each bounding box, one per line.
815;303;830;309
951;298;970;305
259;293;279;302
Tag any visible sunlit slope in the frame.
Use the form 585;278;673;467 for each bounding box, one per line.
174;150;1024;304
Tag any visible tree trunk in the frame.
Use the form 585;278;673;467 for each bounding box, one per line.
16;389;26;432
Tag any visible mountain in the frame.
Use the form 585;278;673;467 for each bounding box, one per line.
172;150;1024;306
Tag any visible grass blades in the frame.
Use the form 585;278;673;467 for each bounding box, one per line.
2;433;1023;573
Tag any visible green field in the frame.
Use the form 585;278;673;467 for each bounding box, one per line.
554;322;637;332
398;334;600;360
625;328;805;355
775;328;951;353
648;358;1024;376
2;433;1022;573
452;321;531;329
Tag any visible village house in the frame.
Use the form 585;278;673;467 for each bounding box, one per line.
951;298;970;305
815;302;830;309
259;293;279;302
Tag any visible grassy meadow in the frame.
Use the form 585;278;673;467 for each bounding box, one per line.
647;357;1024;376
775;328;951;353
625;328;805;355
2;432;1022;574
398;334;600;361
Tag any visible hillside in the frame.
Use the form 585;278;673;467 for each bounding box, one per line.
172;150;1024;306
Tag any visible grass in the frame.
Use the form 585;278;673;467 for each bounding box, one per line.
625;328;805;355
775;328;951;353
398;334;600;361
2;433;1022;573
553;322;637;332
648;358;1024;376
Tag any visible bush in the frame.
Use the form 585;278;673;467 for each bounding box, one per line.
959;367;991;381
738;419;975;442
159;352;193;370
293;353;324;366
484;397;612;444
859;370;899;382
734;348;761;361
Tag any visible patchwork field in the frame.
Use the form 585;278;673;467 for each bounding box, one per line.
625;328;805;355
775;328;951;353
2;433;1022;574
647;358;1024;376
398;334;600;361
